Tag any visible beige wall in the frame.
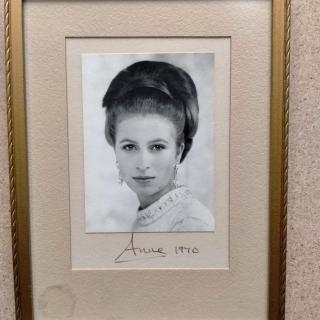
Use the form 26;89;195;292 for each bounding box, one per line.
286;0;320;318
0;1;319;319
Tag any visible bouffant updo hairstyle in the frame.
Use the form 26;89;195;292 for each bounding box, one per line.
102;60;199;162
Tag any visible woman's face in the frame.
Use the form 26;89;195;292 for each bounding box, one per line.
114;114;184;208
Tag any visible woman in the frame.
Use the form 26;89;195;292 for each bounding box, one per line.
103;60;214;232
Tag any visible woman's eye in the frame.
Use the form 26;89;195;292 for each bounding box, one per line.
150;144;166;151
122;144;137;151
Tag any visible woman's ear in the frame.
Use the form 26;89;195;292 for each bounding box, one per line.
176;142;185;163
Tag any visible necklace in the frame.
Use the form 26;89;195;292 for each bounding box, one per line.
136;186;192;226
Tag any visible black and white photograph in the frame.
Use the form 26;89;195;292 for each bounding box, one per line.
82;53;215;233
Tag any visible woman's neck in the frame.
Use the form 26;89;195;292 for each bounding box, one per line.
138;183;175;209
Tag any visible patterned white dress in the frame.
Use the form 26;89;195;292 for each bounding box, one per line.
132;186;214;232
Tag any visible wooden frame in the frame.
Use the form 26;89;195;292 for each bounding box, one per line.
5;0;290;319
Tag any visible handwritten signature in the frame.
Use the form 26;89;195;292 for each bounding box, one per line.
114;233;199;263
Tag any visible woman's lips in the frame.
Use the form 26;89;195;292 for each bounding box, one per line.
133;176;155;182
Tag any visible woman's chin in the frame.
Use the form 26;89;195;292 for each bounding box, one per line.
131;186;157;198
131;184;173;204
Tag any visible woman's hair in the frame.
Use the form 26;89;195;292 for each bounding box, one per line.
102;60;199;162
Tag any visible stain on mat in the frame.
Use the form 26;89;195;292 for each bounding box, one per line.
38;285;75;318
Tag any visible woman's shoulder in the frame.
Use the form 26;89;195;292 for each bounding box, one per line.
172;190;215;232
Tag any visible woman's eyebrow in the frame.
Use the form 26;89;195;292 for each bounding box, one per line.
148;139;169;144
119;138;137;144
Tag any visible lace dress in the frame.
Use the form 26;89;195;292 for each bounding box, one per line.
132;186;214;232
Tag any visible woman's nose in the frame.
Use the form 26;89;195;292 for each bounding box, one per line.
136;150;150;171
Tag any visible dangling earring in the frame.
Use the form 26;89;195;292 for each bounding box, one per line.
116;162;123;186
173;161;180;188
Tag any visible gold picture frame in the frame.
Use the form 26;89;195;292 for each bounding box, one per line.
5;0;290;319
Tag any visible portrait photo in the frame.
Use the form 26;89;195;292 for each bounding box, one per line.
81;52;215;233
